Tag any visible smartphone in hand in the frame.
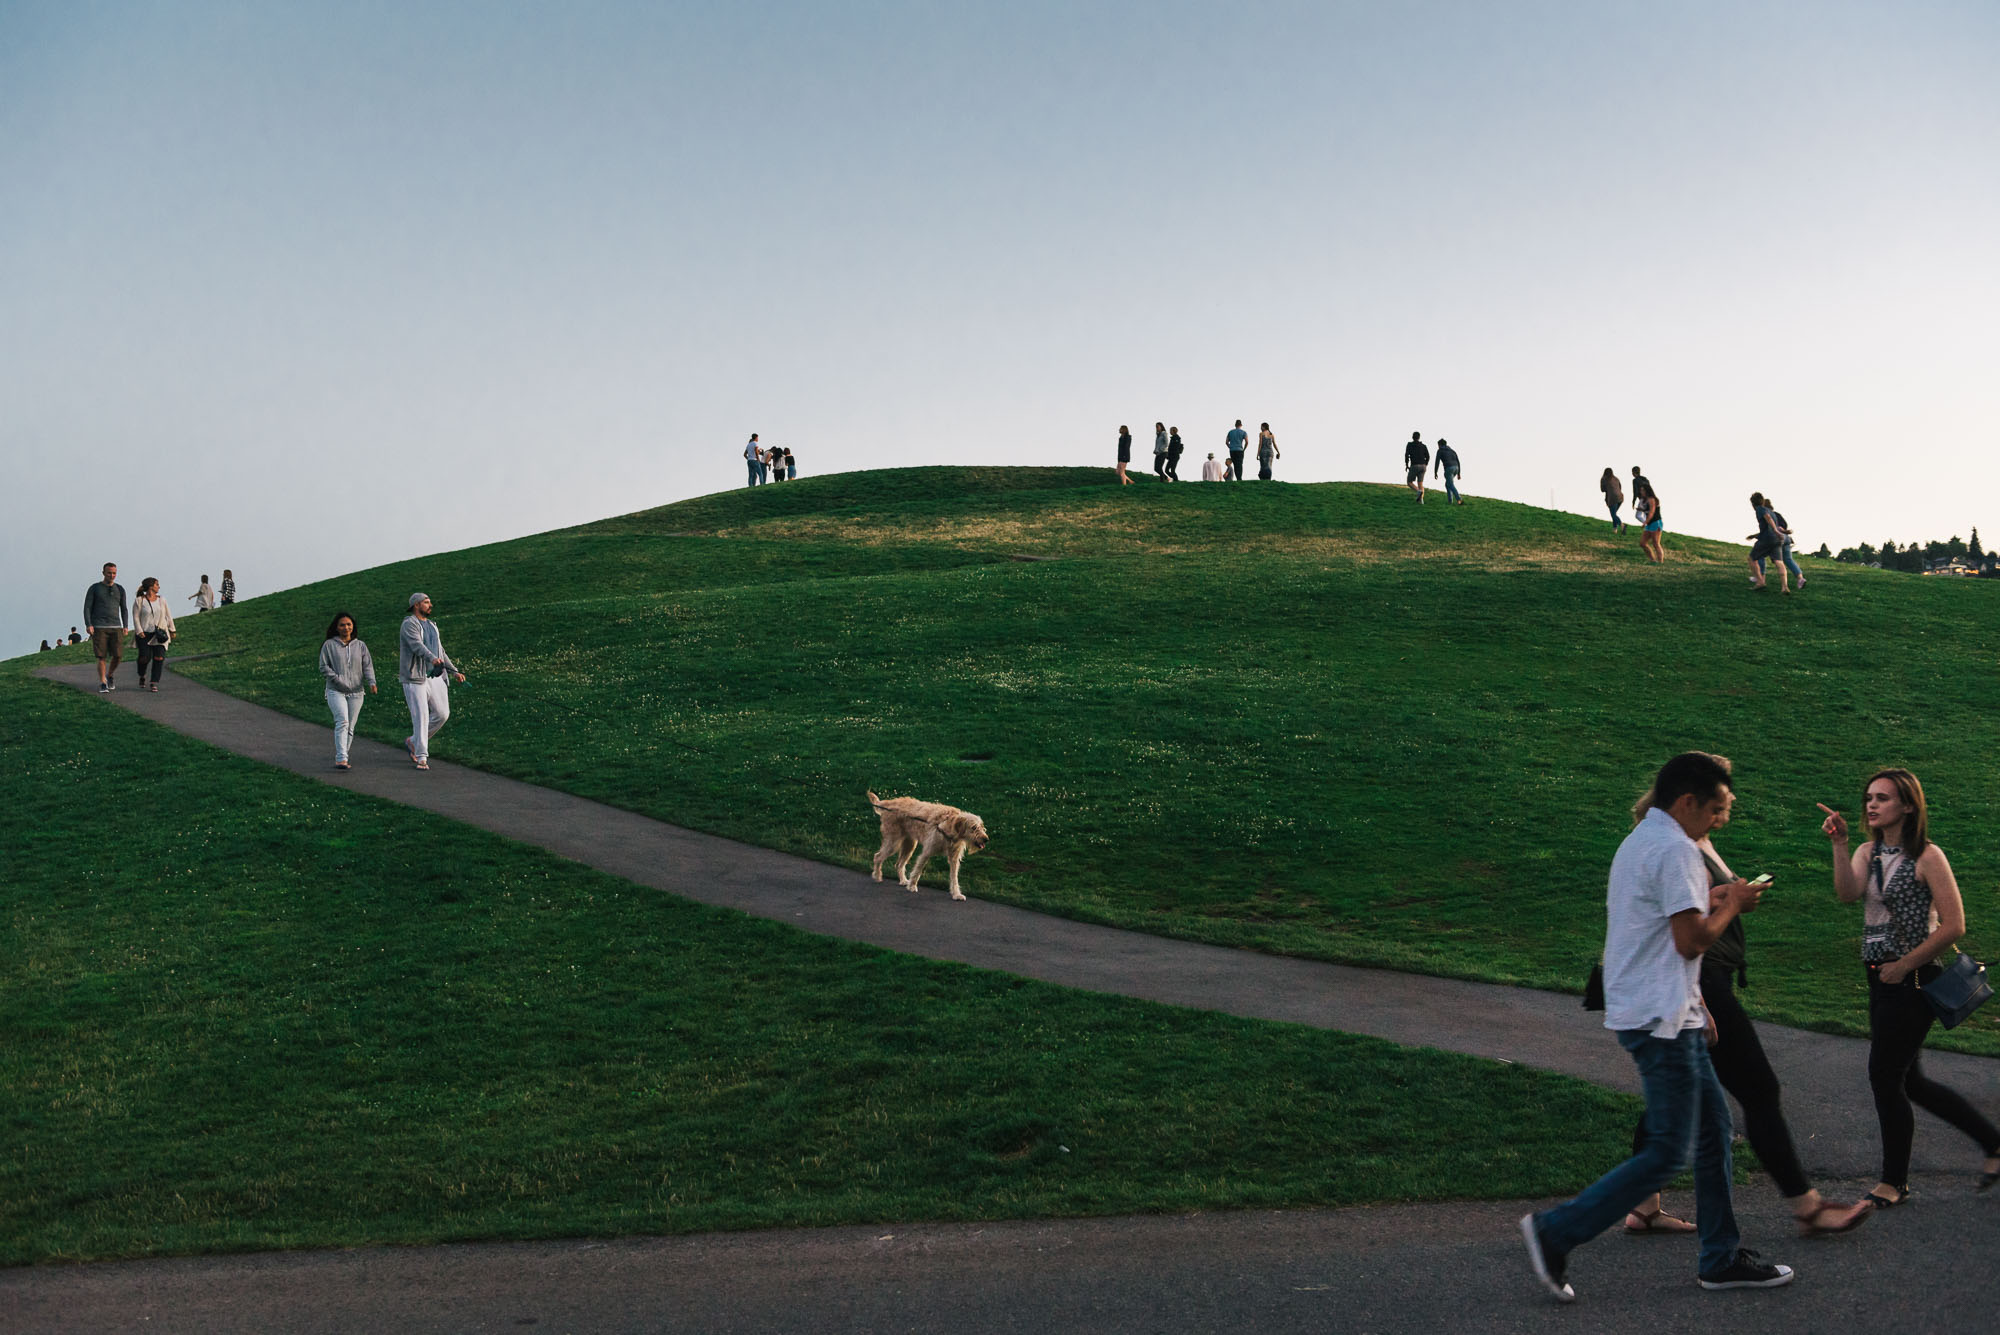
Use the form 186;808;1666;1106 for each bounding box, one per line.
1748;874;1772;886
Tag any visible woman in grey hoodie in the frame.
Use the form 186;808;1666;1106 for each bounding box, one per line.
319;612;377;770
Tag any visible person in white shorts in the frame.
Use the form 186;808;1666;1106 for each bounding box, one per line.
399;592;463;770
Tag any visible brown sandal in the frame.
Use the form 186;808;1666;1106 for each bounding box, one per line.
1624;1208;1696;1234
1795;1200;1872;1236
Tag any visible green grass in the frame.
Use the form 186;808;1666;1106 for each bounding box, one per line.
147;466;2000;1054
1;659;1640;1265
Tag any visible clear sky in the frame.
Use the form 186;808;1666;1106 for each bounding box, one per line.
4;1;1997;654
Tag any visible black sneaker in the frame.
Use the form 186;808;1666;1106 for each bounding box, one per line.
1520;1213;1575;1303
1698;1248;1794;1290
98;683;109;693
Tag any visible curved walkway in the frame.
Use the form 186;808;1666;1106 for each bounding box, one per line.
19;662;2000;1332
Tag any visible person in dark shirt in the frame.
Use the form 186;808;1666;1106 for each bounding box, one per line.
1434;440;1463;505
82;563;129;692
1404;433;1431;502
1115;426;1134;485
1166;427;1184;481
220;570;236;605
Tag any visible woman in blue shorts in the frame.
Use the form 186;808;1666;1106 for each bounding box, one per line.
1637;481;1665;564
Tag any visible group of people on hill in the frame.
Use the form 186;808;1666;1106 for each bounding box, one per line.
311;593;465;771
742;434;799;486
1401;433;1463;504
1113;421;1279;484
1524;752;1999;1304
73;563;234;687
1601;466;1668;564
1746;492;1805;593
71;563;234;690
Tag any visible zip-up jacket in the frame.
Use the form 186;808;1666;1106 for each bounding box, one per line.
398;615;458;683
320;638;378;693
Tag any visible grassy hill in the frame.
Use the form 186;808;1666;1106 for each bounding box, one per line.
143;467;2000;1053
2;653;1635;1263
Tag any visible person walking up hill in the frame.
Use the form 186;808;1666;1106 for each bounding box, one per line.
1601;469;1625;532
1115;426;1134;484
1166;427;1185;481
1153;423;1170;481
1404;433;1430;502
399;592;464;771
1257;424;1279;480
1434;439;1462;504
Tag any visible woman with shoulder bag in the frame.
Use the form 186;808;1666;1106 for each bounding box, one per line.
131;577;175;692
1818;768;2000;1206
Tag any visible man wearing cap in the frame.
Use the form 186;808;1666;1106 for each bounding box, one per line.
399;592;464;770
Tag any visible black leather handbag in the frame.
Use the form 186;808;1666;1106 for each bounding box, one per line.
1920;952;1993;1029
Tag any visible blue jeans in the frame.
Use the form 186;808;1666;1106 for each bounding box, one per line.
1779;540;1802;582
746;460;760;487
1534;1028;1740;1276
1442;467;1460;502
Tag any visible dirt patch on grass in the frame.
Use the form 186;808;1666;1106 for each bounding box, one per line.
718;505;1155;551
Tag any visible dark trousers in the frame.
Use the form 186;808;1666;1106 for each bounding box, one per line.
1631;960;1810;1198
1153;453;1168;479
135;638;168;685
1258;456;1273;480
1229;449;1245;481
1868;963;2000;1185
1165;445;1183;480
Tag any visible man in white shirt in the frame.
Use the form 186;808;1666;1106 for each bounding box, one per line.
1521;753;1793;1302
1201;453;1224;482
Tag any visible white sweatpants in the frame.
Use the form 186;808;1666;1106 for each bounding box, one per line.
402;677;450;761
326;688;365;764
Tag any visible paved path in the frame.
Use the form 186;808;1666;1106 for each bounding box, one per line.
20;662;2000;1332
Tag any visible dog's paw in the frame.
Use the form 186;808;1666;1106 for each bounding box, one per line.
871;871;883;882
950;891;966;901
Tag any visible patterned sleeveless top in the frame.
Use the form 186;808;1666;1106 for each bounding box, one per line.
1863;843;1936;963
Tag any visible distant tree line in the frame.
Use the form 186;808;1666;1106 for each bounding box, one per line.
1817;527;1986;573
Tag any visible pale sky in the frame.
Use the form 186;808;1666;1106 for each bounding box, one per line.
4;1;1997;653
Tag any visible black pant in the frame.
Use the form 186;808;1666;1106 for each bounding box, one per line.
135;637;168;685
1868;963;2000;1186
1153;453;1168;479
1632;959;1811;1198
1229;449;1245;481
1166;445;1183;480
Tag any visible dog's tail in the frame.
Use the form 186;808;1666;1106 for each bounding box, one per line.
867;790;881;808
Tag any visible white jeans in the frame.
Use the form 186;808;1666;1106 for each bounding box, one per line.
402;677;450;761
325;688;365;763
